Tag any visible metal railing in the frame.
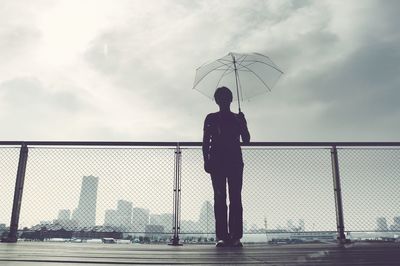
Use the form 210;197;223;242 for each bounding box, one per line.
1;141;399;245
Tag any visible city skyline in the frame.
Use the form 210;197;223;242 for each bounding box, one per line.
27;185;400;236
1;147;399;234
48;175;216;233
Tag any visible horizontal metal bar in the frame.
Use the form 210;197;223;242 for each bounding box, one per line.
0;141;400;147
0;141;184;146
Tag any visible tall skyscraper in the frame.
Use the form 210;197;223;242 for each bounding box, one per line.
72;175;99;228
198;201;215;233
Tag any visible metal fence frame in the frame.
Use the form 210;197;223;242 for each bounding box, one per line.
1;141;399;245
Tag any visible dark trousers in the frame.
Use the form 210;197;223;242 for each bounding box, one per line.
211;165;243;241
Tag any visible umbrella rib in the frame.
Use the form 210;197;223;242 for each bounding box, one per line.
237;68;244;101
238;61;256;67
216;59;236;70
216;66;236;88
193;63;231;88
236;54;248;65
233;63;255;72
193;53;283;100
238;60;284;74
238;64;275;92
217;54;283;74
236;55;248;101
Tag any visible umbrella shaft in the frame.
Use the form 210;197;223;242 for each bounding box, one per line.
232;55;241;112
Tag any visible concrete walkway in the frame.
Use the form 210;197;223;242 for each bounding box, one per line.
1;242;399;265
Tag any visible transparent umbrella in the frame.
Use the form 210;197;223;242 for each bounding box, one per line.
193;52;283;112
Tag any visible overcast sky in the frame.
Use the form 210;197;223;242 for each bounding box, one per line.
1;0;399;142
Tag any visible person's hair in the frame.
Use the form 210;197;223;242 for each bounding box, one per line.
214;86;233;103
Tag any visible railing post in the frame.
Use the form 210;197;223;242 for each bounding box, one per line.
169;143;182;246
4;143;29;243
331;145;347;244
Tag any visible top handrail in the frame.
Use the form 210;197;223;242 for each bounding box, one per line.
0;141;400;147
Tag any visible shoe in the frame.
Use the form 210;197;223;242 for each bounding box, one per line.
215;239;228;247
230;239;243;247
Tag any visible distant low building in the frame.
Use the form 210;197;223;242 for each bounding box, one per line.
0;224;7;239
389;216;400;231
181;220;198;233
149;213;172;233
72;226;122;240
116;200;133;230
145;224;164;240
132;207;149;232
198;201;215;234
376;217;388;231
52;219;78;230
58;209;71;221
104;209;118;227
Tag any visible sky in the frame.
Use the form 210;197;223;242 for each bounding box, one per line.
1;0;400;142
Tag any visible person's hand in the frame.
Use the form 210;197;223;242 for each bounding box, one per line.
238;112;247;125
204;161;212;174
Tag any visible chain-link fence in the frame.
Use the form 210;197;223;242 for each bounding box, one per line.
180;147;337;243
10;145;176;243
0;142;399;244
0;147;20;239
338;148;400;240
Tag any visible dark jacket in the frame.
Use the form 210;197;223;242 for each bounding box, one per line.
202;111;250;173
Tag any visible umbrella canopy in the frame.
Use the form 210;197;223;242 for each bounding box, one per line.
193;52;283;111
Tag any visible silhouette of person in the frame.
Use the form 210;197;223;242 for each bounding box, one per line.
202;86;250;247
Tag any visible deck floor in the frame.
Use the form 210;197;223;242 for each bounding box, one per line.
1;242;399;265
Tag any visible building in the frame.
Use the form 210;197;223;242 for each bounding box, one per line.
0;224;6;238
132;207;149;232
145;224;164;240
376;217;388;231
299;220;305;231
116;200;132;230
72;175;99;228
150;213;173;233
198;201;214;233
287;220;295;231
181;220;198;233
104;209;118;227
390;216;400;230
53;210;78;229
72;226;122;240
58;209;71;221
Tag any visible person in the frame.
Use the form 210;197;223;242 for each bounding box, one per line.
202;86;250;247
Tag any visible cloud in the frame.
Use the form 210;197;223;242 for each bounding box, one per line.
0;25;41;59
0;78;82;111
0;77;90;139
0;0;399;141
